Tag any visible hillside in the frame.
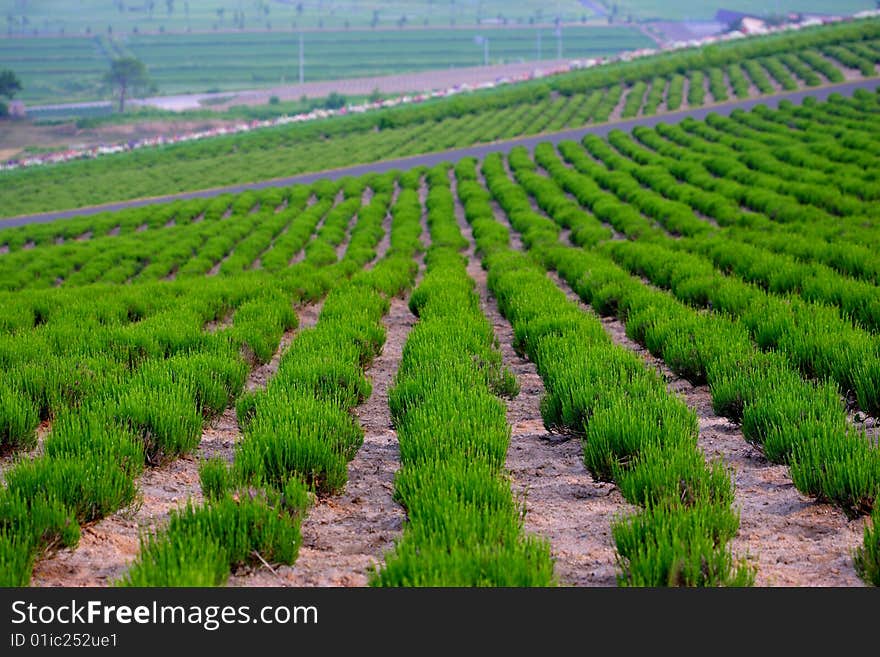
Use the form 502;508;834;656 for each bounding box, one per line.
2;16;880;217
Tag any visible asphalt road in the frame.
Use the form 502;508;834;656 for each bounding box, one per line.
3;77;878;230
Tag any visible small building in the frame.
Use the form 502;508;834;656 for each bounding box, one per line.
740;17;768;34
715;9;769;34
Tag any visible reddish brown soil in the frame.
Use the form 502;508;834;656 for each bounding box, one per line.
0;420;50;482
607;89;627;123
30;454;204;587
203;310;234;334
207;252;229;276
365;185;396;270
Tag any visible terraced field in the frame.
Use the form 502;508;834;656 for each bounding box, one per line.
1;80;878;587
4;17;880;218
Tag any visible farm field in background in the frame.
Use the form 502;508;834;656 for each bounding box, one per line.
610;0;874;21
1;26;652;105
126;26;651;95
0;1;600;34
3;17;880;217
1;87;879;588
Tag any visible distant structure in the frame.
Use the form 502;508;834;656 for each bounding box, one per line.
8;100;25;118
716;8;841;35
714;9;772;34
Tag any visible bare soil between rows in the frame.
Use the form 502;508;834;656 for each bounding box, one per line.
229;294;416;587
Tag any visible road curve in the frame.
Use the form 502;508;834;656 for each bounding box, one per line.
3;77;878;229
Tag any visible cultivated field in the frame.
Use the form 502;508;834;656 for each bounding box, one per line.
1;84;879;587
611;0;874;21
4;18;880;217
0;14;879;589
1;25;650;105
1;1;600;34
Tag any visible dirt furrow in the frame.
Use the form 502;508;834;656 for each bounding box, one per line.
0;420;51;483
365;184;398;271
231;294;416;587
229;183;427;587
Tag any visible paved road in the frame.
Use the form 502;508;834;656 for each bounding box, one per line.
3;77;878;230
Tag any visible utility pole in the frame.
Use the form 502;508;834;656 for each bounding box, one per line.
555;21;562;60
475;34;488;66
298;32;304;84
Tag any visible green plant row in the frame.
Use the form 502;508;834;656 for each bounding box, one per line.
2;18;875;217
604;115;880;281
0;174;400;585
371;164;554;587
0;186;323;291
572;133;880;334
120;174;422;586
496;146;880;583
535;140;880;418
462;155;751;586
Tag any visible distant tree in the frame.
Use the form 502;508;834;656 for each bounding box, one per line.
0;69;22;117
104;57;154;112
323;91;346;109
